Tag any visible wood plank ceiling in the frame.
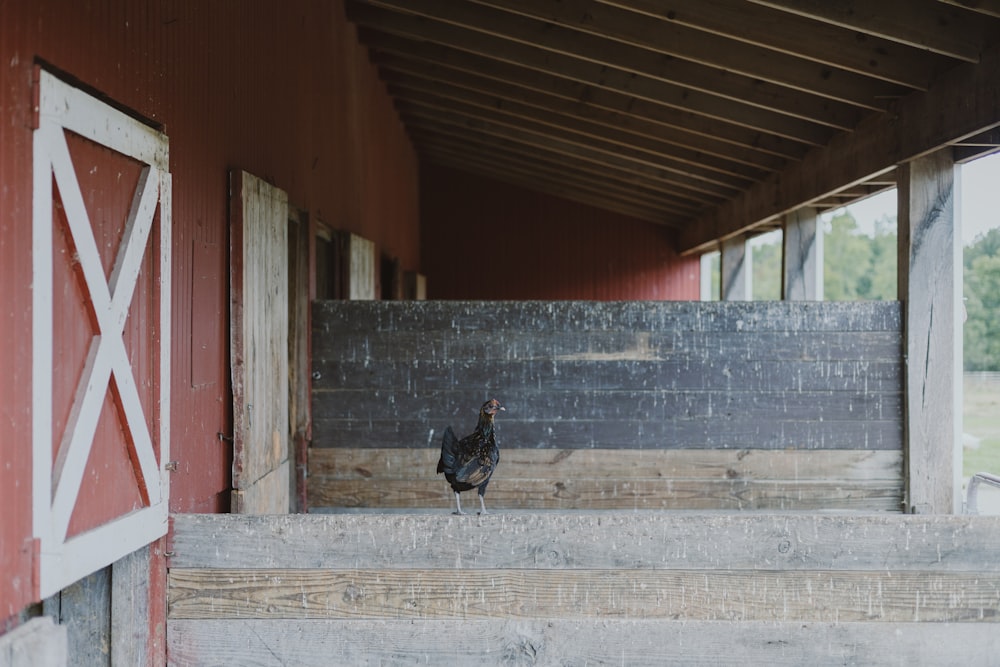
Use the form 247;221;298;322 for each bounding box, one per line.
345;0;1000;253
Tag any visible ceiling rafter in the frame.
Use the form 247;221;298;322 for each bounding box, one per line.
344;0;1000;252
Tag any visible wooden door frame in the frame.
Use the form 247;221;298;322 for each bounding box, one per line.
229;170;290;514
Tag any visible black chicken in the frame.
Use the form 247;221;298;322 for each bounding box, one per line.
437;398;504;515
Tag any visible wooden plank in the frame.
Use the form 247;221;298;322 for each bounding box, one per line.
312;328;902;363
111;546;150;667
309;414;903;451
307;477;902;511
678;37;1000;253
167;567;1000;622
345;2;841;144
345;233;376;300
308;448;902;482
361;27;809;161
898;151;962;513
311;388;903;424
749;0;988;62
311;300;903;335
0;617;67;667
782;207;822;300
55;566;111;666
287;208;311;512
168;513;1000;572
233;460;290;515
230;170;290;514
311;358;904;395
166;619;1000;667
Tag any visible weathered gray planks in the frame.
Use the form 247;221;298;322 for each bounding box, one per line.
169;513;1000;572
0;617;67;667
166;513;1000;664
307;448;903;510
310;300;904;509
168;567;1000;622
230;170;290;514
898;151;962;514
310;447;901;481
166;619;1000;667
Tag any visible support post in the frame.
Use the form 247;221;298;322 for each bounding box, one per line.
898;150;962;514
720;235;752;301
782;207;823;300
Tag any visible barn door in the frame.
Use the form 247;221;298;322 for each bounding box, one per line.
230;171;290;513
31;69;171;597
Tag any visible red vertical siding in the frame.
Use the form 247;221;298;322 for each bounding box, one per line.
420;164;700;300
0;0;420;628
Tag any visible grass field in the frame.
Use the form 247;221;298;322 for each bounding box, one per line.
963;375;1000;478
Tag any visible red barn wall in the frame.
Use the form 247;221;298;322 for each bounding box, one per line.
420;164;700;300
0;0;419;622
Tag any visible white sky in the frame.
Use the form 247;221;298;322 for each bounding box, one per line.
823;152;1000;246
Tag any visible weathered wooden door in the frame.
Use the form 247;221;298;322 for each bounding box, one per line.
230;171;289;514
32;69;171;597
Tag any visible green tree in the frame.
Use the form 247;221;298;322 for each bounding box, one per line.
752;237;781;300
964;228;1000;371
824;211;896;301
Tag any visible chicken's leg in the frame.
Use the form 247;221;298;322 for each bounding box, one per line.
453;492;466;515
478;494;488;515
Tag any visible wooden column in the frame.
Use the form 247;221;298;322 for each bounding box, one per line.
898;150;962;514
720;236;751;300
782;207;823;301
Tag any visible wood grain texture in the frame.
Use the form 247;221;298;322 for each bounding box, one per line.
307;448;903;510
898;151;962;514
0;617;67;667
169;513;1000;572
166;618;1000;667
310;448;902;481
310;300;904;509
111;546;150;667
230;170;290;514
168;566;1000;622
308;477;902;511
166;513;1000;664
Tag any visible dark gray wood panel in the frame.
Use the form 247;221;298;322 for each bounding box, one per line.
312;301;903;452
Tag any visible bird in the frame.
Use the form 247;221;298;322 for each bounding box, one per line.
437;398;504;515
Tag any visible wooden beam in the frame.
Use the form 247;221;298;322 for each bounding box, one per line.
169;513;1000;572
111;546;151;667
476;0;901;109
168;566;1000;622
388;84;755;191
397;103;735;201
720;235;751;300
937;0;1000;18
167;619;1000;666
898;150;962;514
603;0;945;89
748;0;989;62
782;207;823;300
305;446;904;513
371;50;788;173
678;39;1000;253
360;27;810;161
379;67;770;182
347;1;840;143
404;118;720;209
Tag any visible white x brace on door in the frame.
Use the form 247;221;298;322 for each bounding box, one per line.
32;70;171;598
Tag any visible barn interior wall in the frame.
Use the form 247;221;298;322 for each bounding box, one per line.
420;164;700;300
0;0;419;621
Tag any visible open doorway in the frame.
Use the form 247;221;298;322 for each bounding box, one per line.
960;153;1000;514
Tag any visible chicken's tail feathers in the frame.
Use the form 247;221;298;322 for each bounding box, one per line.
437;426;458;474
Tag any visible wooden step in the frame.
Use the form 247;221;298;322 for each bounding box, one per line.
166;512;1000;665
